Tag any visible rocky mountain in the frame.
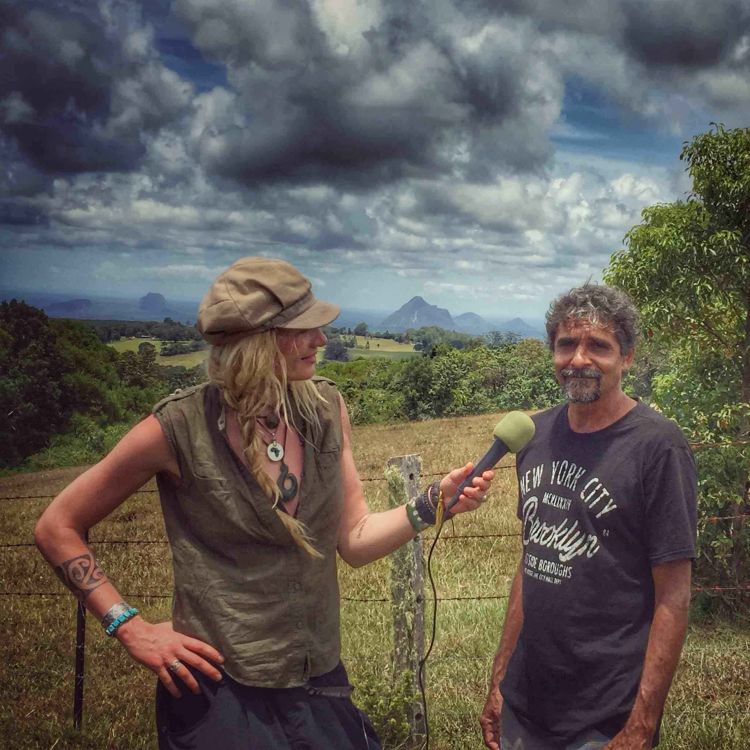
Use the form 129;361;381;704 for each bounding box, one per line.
139;292;167;314
377;296;543;338
379;296;454;331
454;311;492;334
500;317;544;338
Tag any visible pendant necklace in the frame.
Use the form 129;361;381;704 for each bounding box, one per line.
257;415;300;504
259;415;285;462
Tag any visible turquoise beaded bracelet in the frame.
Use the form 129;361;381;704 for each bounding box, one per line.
105;606;139;637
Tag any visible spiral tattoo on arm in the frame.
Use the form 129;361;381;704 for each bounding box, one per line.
55;553;108;602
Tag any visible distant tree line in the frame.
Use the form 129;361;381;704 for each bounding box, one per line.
87;317;202;343
160;340;205;356
325;323;502;362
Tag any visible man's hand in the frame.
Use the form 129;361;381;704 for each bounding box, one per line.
480;685;503;749
602;723;652;749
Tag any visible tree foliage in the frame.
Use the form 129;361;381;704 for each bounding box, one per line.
318;338;559;425
605;124;750;605
323;337;350;362
0;302;174;469
88;318;202;343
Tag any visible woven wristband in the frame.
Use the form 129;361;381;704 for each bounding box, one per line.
406;499;431;532
414;486;437;525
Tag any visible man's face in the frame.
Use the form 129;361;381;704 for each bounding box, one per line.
553;319;633;404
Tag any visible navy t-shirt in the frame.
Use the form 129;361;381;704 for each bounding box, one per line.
500;401;697;742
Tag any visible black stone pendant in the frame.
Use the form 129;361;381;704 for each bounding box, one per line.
264;414;280;429
277;461;298;502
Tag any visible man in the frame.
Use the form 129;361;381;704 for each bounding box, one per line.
480;284;697;750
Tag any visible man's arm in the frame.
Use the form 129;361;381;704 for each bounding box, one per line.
604;558;692;750
480;562;524;750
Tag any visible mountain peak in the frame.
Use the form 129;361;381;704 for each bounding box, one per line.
380;296;453;331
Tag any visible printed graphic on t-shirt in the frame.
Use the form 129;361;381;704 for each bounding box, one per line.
519;459;618;586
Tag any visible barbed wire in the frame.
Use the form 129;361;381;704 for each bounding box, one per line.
2;437;749;502
4;515;750;550
0;465;520;502
2;587;749;600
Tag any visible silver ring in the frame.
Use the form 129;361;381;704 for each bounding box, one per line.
167;659;183;675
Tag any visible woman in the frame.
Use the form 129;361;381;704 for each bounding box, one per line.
35;257;494;749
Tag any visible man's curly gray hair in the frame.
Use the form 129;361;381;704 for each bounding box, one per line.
545;283;640;355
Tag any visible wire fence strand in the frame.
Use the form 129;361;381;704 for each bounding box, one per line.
4;513;750;550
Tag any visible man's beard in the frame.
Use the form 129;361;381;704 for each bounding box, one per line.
559;367;602;403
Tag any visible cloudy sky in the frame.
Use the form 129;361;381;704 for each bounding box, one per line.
2;0;749;321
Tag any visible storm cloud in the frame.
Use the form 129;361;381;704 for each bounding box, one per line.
1;0;749;317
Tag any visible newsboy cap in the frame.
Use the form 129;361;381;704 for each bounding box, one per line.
197;257;340;345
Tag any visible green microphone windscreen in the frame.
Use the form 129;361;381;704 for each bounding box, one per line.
493;411;535;453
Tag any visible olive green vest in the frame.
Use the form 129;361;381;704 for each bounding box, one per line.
152;378;343;688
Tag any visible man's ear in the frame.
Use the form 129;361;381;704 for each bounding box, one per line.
622;348;635;370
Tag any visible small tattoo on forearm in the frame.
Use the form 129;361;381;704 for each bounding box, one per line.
355;517;369;540
55;553;107;602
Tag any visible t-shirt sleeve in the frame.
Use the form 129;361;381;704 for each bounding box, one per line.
642;444;698;564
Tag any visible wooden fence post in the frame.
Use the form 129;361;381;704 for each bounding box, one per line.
385;455;427;744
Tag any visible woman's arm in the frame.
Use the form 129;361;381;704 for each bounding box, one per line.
35;415;224;697
336;396;494;567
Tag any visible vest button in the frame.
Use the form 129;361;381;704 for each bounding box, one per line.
296;620;304;630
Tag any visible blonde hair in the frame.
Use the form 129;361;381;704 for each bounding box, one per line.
207;331;325;557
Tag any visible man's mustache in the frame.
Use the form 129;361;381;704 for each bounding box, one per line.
560;367;602;380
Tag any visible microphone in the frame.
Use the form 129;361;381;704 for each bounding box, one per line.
446;411;536;511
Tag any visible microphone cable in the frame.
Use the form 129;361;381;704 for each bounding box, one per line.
416;490;450;750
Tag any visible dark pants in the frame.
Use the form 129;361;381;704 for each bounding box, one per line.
501;703;612;750
156;663;381;750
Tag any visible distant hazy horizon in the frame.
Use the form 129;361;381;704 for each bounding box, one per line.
0;286;545;330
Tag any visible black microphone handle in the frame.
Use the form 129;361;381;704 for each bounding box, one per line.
445;438;510;511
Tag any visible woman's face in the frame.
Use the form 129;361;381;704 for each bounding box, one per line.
276;327;328;380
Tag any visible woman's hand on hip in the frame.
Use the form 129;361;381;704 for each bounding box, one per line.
115;617;225;698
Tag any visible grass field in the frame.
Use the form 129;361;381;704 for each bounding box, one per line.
349;335;419;361
1;412;748;749
355;335;417;352
110;335;416;367
107;338;207;368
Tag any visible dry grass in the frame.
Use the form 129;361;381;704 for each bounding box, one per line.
1;412;748;749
